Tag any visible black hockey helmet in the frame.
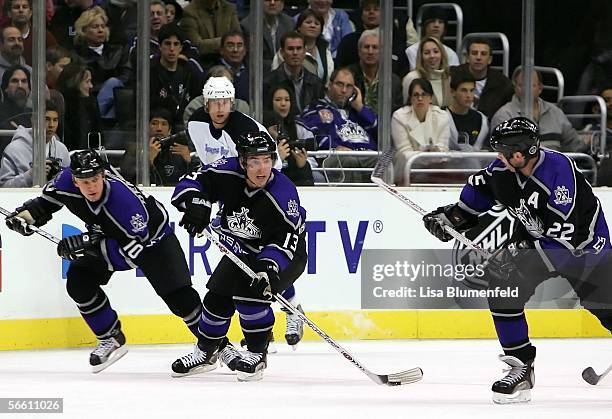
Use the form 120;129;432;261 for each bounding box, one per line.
490;117;540;160
236;131;277;162
70;149;105;178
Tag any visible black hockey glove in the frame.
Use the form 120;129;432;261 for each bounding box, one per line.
423;204;478;242
177;192;212;236
251;261;279;300
5;199;52;236
57;232;102;261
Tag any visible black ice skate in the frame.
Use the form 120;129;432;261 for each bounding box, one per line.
235;351;267;382
240;331;276;354
282;304;304;348
171;343;219;377
90;330;128;373
492;355;534;404
218;338;242;371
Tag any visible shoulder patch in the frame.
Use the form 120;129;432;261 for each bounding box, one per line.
130;213;147;233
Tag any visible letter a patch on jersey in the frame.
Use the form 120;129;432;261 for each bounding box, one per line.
553;185;573;206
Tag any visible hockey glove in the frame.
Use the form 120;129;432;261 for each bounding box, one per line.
57;232;102;261
423;204;478;242
5;199;52;236
178;192;212;236
251;261;279;300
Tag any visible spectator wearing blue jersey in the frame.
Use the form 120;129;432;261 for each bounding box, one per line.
295;0;354;58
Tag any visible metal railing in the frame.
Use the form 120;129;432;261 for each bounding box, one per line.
514;65;565;103
403;151;598;186
309;150;379;186
558;95;608;159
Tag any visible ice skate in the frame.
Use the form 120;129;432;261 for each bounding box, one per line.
282;304;304;349
235;351;267;382
90;330;128;373
171;343;219;377
218;338;242;371
492;355;534;404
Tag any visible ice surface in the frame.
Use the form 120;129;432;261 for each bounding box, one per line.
0;338;610;418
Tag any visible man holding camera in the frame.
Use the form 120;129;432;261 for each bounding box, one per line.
120;108;198;186
0;100;69;187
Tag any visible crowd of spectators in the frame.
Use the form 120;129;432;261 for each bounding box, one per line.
0;0;609;187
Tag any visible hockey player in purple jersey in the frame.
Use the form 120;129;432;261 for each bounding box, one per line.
170;131;307;381
423;117;612;403
5;149;239;373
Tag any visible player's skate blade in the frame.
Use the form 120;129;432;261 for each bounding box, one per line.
91;346;128;373
171;344;219;378
90;331;128;373
283;304;304;348
236;351;266;382
492;389;531;404
491;355;534;404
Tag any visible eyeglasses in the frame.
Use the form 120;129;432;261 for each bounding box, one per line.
411;92;432;99
224;43;245;51
333;81;354;90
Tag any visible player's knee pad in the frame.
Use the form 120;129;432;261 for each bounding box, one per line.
161;286;201;318
203;291;235;319
66;270;99;304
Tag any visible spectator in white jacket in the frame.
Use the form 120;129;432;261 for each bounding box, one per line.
391;78;449;185
0;100;69;187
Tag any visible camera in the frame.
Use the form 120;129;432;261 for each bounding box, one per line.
157;130;189;150
287;138;318;151
277;125;318;151
46;157;63;180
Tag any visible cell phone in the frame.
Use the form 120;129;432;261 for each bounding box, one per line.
348;91;357;103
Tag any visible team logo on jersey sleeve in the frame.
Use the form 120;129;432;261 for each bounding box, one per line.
227;207;261;239
130;213;147;233
287;199;300;218
553;185;573;206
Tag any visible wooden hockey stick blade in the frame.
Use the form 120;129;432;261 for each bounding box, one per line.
582;364;612;385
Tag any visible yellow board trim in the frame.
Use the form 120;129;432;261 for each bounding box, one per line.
0;309;609;350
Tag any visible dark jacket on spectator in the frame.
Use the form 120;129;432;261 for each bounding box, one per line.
74;43;132;93
450;63;514;120
149;57;203;130
263;67;324;114
49;4;91;50
240;11;294;73
0;98;31;130
61;94;103;151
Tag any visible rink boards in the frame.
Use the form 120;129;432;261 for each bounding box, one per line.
0;186;610;350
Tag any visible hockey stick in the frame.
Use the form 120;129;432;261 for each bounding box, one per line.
201;228;424;386
582;363;612;385
0;205;60;244
370;147;491;259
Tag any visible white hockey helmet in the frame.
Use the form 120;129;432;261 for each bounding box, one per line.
202;76;235;108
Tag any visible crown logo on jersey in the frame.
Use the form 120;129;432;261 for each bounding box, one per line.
130;213;147;233
287;199;300;218
553;185;573;206
227;207;261;239
337;120;369;144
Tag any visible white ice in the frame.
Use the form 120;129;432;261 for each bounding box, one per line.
0;338;611;419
